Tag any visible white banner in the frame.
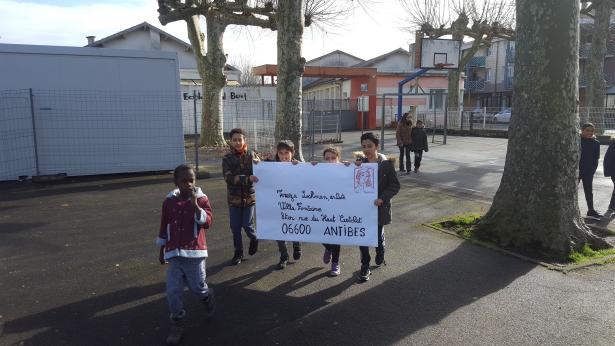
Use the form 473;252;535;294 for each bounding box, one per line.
253;162;379;246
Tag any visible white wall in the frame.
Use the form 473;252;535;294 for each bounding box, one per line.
0;44;184;180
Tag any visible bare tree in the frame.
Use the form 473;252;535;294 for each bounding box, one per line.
475;0;610;260
230;54;262;86
158;0;353;151
580;1;615;130
401;0;515;110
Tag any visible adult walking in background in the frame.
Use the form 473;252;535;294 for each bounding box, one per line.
396;112;413;174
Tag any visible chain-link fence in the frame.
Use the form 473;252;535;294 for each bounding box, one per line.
0;88;184;181
580;107;615;135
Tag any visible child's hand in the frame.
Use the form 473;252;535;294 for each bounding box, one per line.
190;187;198;206
374;198;384;206
311;160;318;165
355;160;362;167
250;175;259;183
253;158;260;165
342;160;351;166
158;247;166;265
291;159;299;165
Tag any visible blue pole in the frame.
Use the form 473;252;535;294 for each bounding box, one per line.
397;68;430;121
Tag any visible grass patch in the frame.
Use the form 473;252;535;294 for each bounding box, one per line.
431;214;482;240
569;244;615;264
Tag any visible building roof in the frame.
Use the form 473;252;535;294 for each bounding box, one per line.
305;49;365;65
86;21;192;50
85;21;240;72
352;48;410;67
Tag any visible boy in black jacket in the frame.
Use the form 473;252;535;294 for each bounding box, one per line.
579;123;602;219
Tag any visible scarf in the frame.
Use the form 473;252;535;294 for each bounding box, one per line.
233;143;248;156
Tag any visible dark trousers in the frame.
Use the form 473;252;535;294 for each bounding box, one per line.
229;206;257;255
579;175;595;211
323;244;341;263
609;177;615;210
359;225;385;267
413;150;423;169
398;145;411;172
277;241;301;260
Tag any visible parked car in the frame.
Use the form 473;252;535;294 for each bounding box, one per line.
493;109;512;123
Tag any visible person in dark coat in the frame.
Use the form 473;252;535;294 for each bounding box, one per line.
396;112;413;174
355;132;401;282
603;139;615;217
410;120;429;173
579;123;602;219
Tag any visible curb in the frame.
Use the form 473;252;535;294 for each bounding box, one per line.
422;223;615;273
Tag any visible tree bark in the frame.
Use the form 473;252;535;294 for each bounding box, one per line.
275;0;305;161
475;0;610;260
584;0;611;131
446;13;469;110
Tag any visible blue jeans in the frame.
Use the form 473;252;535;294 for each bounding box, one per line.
166;257;209;319
229;206;257;254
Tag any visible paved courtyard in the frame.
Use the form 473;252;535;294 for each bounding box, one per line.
1;132;615;345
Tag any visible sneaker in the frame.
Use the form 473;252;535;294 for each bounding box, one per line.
375;251;386;266
587;210;603;220
330;262;340;276
248;239;259;256
605;209;615;218
323;248;332;264
202;288;216;317
406;170;411;175
414;167;419;173
358;265;371;282
231;253;243;265
277;257;289;270
166;321;183;346
293;246;302;260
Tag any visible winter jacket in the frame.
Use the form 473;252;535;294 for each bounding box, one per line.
396;120;413;146
156;188;213;260
604;141;615;177
222;149;257;207
360;153;401;225
579;137;600;177
410;127;429;152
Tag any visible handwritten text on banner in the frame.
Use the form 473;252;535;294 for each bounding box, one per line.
253;162;379;246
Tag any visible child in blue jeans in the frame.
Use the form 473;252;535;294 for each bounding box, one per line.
156;164;215;345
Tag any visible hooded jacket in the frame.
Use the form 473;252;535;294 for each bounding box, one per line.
579;137;600;178
396;119;413;146
156;187;213;260
360;153;401;225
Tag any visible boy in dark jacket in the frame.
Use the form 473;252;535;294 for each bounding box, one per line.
603;140;615;217
222;128;259;265
356;132;401;282
410;120;429;173
579;123;602;219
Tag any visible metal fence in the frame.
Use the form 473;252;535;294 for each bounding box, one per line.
0;89;184;181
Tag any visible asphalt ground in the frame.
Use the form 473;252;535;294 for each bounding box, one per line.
1;132;615;345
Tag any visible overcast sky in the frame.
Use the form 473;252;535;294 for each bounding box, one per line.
0;0;419;65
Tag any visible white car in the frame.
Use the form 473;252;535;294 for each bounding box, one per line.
493;109;512;123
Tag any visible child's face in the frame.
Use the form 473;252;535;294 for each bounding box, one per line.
361;139;378;157
582;126;595;139
175;169;196;196
231;133;246;151
324;151;339;163
416;122;424;128
277;149;293;162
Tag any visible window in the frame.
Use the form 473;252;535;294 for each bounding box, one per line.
485;69;491;82
486;47;492;56
429;89;445;110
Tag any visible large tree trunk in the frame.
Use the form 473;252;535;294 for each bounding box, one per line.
475;0;609;260
584;0;611;132
446;13;469;110
275;0;305;161
186;15;227;147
